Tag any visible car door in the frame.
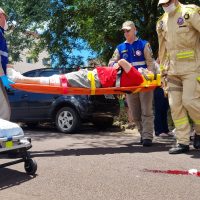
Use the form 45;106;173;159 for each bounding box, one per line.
25;69;61;119
7;88;30;121
8;70;38;121
26;91;57;119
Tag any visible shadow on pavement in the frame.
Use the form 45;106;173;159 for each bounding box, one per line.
0;168;36;190
21;123;200;159
30;141;173;157
22;124;124;141
29;136;200;159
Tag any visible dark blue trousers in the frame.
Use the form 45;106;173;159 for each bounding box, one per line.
154;87;169;136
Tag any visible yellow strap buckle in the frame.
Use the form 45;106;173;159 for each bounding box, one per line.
87;71;96;95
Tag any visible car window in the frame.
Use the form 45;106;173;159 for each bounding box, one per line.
23;71;36;77
39;70;60;77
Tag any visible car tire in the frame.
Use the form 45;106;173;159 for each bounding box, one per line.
93;117;114;129
55;107;80;133
24;159;37;175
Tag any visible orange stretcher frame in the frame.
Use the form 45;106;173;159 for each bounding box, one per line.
11;74;161;95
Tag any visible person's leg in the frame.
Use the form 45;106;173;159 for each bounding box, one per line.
126;93;142;136
0;79;11;120
155;87;170;135
161;95;169;133
7;67;51;84
154;87;164;136
8;67;101;88
182;73;200;149
65;69;101;88
140;91;154;140
167;75;190;154
125;95;135;128
168;76;191;145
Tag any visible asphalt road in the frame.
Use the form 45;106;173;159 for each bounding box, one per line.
1;124;200;200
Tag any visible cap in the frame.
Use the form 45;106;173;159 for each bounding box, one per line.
0;8;7;17
121;21;135;30
158;0;170;5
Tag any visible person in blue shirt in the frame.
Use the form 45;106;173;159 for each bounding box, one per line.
109;21;154;147
0;7;12;120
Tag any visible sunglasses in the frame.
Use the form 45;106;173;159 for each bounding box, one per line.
123;29;131;33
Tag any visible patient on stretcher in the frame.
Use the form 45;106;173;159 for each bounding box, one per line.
7;59;149;88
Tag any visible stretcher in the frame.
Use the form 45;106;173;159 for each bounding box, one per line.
11;74;161;95
0;119;37;175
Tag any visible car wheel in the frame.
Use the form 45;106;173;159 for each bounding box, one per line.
93;117;114;129
24;159;37;175
55;107;80;133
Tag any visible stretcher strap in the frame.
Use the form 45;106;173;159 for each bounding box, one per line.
87;71;96;95
60;75;68;94
140;68;150;81
115;68;122;87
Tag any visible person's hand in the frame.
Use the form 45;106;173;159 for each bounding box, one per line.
138;67;152;75
113;62;120;70
161;69;168;77
153;61;160;74
0;75;15;89
147;70;153;74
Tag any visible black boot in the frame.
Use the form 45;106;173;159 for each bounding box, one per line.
142;139;152;147
169;144;189;154
193;134;200;149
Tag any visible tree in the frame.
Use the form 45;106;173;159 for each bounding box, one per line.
1;0;200;66
0;0;50;62
74;0;200;62
43;0;85;67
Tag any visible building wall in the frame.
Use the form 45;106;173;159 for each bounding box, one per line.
13;50;50;74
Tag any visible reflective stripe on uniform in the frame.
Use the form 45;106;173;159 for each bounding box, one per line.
194;120;200;125
176;8;182;13
176;50;195;59
0;50;8;57
176;5;197;14
167;77;182;86
160;64;164;71
168;87;183;92
87;71;96;95
131;61;146;66
174;117;189;128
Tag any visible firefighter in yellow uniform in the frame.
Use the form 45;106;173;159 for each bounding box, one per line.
157;0;200;154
